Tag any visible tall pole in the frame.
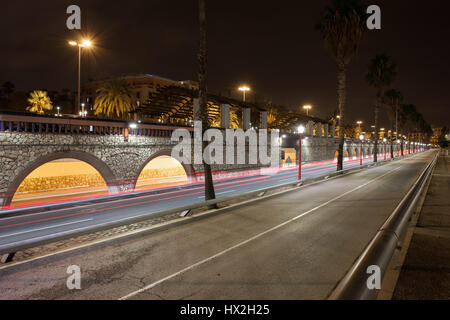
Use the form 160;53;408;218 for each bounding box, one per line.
384;142;387;161
360;140;363;166
395;106;398;142
298;133;303;181
243;90;246;102
77;46;81;115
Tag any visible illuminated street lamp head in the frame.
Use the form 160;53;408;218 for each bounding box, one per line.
383;138;387;142
298;125;305;134
359;134;365;141
68;39;93;48
397;139;401;143
129;122;138;129
238;86;250;92
80;40;92;48
357;121;363;125
303;105;312;111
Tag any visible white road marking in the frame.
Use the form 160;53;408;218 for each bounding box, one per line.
119;165;402;300
0;219;93;239
216;190;236;195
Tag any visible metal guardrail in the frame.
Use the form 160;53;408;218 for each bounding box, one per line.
0;151;430;260
328;150;439;300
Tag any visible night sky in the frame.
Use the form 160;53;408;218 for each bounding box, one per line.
3;0;450;128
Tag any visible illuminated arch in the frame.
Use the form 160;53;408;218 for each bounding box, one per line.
134;149;195;190
4;151;118;207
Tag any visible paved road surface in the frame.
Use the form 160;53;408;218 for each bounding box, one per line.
0;155;393;250
0;150;435;299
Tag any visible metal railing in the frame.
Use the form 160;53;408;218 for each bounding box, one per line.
0;112;190;138
328;150;439;300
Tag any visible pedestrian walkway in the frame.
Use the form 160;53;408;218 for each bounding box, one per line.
393;149;450;299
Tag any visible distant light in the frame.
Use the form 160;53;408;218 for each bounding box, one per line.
298;125;305;134
359;134;365;141
303;105;312;110
383;138;387;142
81;40;92;47
68;41;78;46
238;86;251;92
129;123;138;129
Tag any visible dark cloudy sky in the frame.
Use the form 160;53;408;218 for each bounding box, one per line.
2;0;450;128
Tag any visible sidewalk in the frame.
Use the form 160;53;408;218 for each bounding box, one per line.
393;150;450;299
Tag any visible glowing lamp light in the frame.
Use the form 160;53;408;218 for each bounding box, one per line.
129;123;138;129
298;125;305;134
359;134;365;141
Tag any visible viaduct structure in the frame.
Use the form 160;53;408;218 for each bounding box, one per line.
0;110;404;207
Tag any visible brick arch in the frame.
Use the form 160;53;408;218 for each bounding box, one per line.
2;150;119;207
133;149;196;190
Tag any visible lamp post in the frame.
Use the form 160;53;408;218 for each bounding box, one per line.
383;138;387;161
303;105;312;117
69;39;92;115
298;125;305;181
359;134;365;166
56;106;61;117
238;86;251;102
397;139;401;157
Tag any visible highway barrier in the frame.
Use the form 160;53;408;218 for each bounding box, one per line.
328;150;439;300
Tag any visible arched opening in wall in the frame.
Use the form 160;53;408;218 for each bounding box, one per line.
344;150;350;160
135;156;188;191
11;159;108;206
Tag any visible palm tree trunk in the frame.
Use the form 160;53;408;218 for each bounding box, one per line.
337;64;346;172
198;0;216;205
373;94;380;163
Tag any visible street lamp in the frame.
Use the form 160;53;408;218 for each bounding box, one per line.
383;138;387;161
397;139;401;157
303;105;312;117
359;134;365;166
69;39;92;115
238;86;251;102
55;106;61;117
298;125;305;181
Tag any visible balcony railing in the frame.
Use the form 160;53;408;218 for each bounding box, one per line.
0;112;193;138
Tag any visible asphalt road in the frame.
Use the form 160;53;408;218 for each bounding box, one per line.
0;155;392;249
0;150;435;300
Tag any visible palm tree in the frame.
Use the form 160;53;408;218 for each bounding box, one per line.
197;0;216;205
317;0;367;171
93;79;135;119
383;89;403;157
26;90;53;114
402;104;418;153
365;54;397;162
